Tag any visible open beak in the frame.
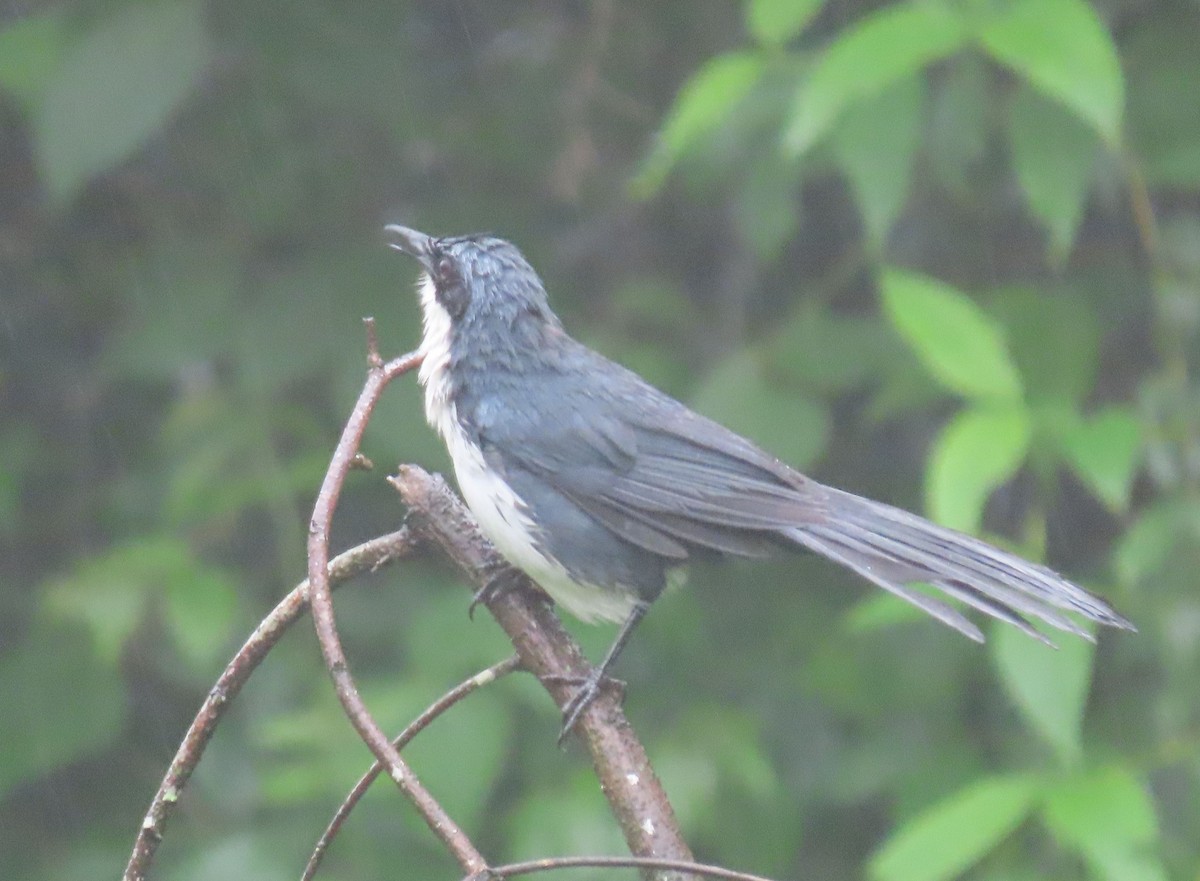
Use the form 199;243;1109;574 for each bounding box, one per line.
384;224;435;272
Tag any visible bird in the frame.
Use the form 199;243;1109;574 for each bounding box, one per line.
385;223;1134;739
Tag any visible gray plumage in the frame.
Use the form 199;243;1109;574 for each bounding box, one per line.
387;225;1133;681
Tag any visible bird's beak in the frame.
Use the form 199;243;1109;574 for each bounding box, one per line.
384;224;435;272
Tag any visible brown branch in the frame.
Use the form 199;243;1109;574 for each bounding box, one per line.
391;466;695;879
306;346;491;875
122;528;417;881
483;855;777;881
302;656;522;881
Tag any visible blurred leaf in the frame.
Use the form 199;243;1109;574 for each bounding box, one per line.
785;1;966;156
35;0;211;201
881;269;1023;400
1041;766;1166;881
633;51;765;195
508;770;627;858
0;11;66;108
236;245;396;395
0;623;124;796
1059;407;1142;513
691;349;829;470
928;403;1032;532
978;0;1123;144
925;56;990;196
746;0;824;46
1009;86;1099;262
1114;498;1200;587
845;592;926;635
162;563;239;670
992;287;1099;405
406;590;519;686
832;75;924;252
161;390;319;531
992;621;1094;766
1125;10;1200;186
104;238;240;382
735;157;801;261
771;306;901;393
658;705;778;813
44;536;196;663
869;773;1041;881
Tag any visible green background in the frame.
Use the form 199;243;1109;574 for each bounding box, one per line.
1;1;1196;879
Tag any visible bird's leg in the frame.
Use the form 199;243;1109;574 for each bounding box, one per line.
469;561;530;620
545;602;649;745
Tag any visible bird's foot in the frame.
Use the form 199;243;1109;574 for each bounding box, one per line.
469;563;527;620
540;670;626;746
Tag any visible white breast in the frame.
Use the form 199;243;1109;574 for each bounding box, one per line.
416;274;637;624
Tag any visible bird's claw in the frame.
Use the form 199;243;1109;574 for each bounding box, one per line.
541;670;626;745
469;565;526;620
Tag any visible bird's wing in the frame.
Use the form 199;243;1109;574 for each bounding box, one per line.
474;365;819;560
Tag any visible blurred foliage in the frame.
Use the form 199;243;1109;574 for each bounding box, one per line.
1;1;1198;880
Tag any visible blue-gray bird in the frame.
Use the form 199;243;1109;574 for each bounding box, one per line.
386;224;1134;738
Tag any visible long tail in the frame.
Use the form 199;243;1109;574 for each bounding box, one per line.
786;486;1135;644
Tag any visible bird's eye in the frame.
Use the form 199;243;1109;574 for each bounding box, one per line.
433;255;469;319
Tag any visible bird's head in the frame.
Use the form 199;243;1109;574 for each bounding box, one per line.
386;225;561;360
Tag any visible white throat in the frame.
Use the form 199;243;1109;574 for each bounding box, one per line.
417;273;456;442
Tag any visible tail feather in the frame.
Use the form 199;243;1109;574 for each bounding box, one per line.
793;530;985;642
932;581;1054;646
786;486;1135;642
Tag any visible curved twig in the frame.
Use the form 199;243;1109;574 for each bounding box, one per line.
306;340;490;874
122;528;417;881
302;656;522;881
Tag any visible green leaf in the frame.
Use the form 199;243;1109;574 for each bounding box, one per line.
992;286;1099;406
881;269;1023;400
734;157;801;261
0;623;125;797
0;12;67;108
691;349;829;470
979;0;1124;144
632;51;765;195
925;57;990;196
1125;10;1200;187
1009;86;1100;262
1059;407;1142;513
869;773;1041;881
1114;499;1200;587
44;537;197;663
832;75;924;252
162;564;239;671
1041;766;1166;881
35;0;211;201
992;621;1095;766
928;403;1032;533
845;593;926;636
746;0;824;46
771;305;901;393
510;771;628;857
785;1;966;156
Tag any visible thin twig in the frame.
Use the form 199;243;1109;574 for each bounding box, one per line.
483;855;776;881
303;656;522;881
122;529;417;881
306;347;490;874
1123;152;1159;261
